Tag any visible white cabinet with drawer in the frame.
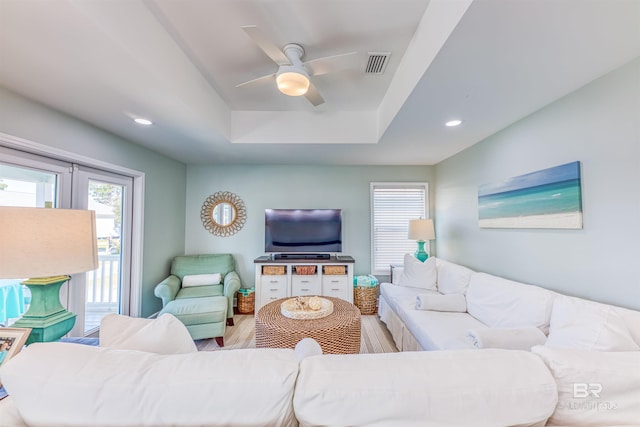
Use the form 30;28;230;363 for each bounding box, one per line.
259;274;288;307
322;275;351;301
291;275;321;297
254;256;355;311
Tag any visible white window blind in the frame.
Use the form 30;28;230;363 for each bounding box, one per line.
370;183;428;274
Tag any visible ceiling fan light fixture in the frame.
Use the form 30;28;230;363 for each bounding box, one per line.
276;67;310;96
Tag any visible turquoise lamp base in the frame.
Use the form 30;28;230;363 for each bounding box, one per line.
414;240;429;262
12;275;77;345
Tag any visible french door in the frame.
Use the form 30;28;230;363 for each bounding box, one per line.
0;147;133;336
70;166;133;336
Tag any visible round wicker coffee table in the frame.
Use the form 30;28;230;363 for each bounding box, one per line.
255;296;361;354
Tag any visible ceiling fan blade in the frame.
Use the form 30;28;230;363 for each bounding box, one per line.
304;82;325;107
235;72;276;88
241;25;290;66
304;52;358;76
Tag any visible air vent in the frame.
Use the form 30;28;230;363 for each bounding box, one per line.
365;52;391;74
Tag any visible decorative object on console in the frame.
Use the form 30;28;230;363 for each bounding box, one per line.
478;161;583;229
280;296;334;320
408;218;435;261
294;266;316;275
263;265;286;275
323;265;346;275
0;207;98;344
200;191;247;237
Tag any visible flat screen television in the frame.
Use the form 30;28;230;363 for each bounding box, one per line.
265;209;342;254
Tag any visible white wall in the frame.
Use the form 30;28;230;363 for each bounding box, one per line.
186;164;435;286
434;58;640;310
0;88;187;317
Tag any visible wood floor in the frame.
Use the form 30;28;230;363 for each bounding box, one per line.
195;314;399;354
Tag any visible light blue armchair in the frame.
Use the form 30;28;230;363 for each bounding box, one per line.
154;254;242;343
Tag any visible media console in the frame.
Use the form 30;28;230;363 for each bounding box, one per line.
254;255;355;311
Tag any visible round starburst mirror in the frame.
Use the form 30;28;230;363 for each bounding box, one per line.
200;191;246;237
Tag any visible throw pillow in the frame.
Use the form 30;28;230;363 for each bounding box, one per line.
100;313;197;354
465;327;547;350
397;254;437;291
545;296;640;351
415;293;467;312
182;273;222;287
435;259;473;295
465;273;555;332
532;345;640;426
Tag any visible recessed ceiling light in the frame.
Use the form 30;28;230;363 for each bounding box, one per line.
445;119;462;127
134;118;153;126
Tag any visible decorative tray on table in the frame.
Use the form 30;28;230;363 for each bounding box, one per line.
280;296;334;320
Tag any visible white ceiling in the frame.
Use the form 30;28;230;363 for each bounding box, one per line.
0;0;638;165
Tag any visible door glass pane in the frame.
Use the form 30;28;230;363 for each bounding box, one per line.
0;164;57;208
0;163;58;326
84;180;124;333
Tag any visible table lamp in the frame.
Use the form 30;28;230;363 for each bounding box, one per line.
408;219;435;262
0;207;98;344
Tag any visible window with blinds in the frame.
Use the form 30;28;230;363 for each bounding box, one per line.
370;183;429;275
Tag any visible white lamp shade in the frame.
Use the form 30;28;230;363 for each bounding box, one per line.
276;67;310;96
0;207;98;279
408;219;435;241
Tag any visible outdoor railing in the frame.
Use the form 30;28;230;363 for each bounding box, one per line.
86;254;120;310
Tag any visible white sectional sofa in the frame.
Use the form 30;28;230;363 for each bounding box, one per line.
379;256;640;353
0;341;561;427
2;289;639;426
3;339;639;427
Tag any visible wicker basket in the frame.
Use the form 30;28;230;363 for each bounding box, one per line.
263;265;286;275
324;265;346;275
354;285;379;315
237;291;255;314
295;265;317;275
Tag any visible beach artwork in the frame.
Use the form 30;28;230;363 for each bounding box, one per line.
478;161;583;229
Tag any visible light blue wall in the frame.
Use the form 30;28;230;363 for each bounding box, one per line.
0;88;187;317
434;58;640;310
185;165;435;286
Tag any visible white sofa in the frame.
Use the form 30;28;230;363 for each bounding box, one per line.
3;341;639;427
2;293;639;427
379;257;640;353
0;340;560;427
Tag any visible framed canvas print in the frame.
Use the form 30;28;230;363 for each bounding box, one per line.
478;161;583;229
0;327;31;369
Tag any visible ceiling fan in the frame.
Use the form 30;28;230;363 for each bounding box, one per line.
236;25;358;107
